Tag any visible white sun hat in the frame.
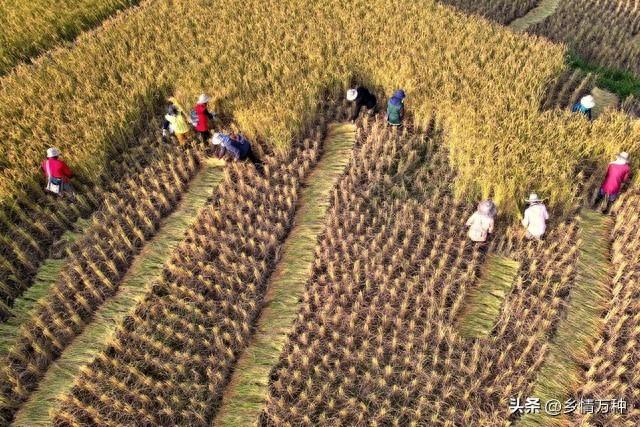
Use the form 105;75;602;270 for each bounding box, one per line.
46;147;60;158
617;151;630;163
197;93;211;104
478;200;496;216
211;133;223;146
525;193;543;203
346;88;358;101
580;95;595;109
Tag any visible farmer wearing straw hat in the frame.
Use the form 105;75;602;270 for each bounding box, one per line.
192;93;216;143
594;151;632;213
572;95;595;120
387;89;406;126
41;147;73;196
465;200;497;243
346;87;377;122
522;193;549;240
162;103;190;145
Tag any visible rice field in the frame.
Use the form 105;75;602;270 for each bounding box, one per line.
0;0;639;426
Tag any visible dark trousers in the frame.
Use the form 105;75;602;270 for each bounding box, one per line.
197;130;211;144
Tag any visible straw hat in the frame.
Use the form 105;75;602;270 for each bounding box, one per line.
46;147;60;158
197;93;211;104
346;89;358;102
617;151;630;163
211;133;224;146
525;193;544;203
580;95;595;109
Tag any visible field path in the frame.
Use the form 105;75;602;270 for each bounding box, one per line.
518;209;613;426
509;0;560;32
457;255;520;338
11;157;225;427
213;124;357;427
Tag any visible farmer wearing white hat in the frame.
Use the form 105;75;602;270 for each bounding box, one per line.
41;147;73;195
162;102;190;145
594;151;631;213
522;193;549;240
211;132;263;173
191;93;216;143
572;95;595;120
465;199;497;243
346;87;377;122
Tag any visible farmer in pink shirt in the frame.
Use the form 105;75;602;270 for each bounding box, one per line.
594;152;631;213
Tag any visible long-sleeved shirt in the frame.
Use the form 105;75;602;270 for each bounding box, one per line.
218;134;251;160
194;103;214;132
572;102;592;120
350;87;377;121
163;112;189;135
522;204;549;238
42;158;73;183
601;161;631;195
466;212;494;242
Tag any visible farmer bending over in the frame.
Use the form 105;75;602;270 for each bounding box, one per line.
211;132;262;172
346;87;377;122
466;200;497;243
162;103;190;145
387;89;406;126
41;147;73;196
522;193;549;240
572;95;595;121
594;151;631;214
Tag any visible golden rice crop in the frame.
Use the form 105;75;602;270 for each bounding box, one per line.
51;101;346;426
0;145;199;424
0;0;637;223
0;0;138;75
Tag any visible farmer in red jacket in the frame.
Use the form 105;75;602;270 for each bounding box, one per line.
594;151;632;213
192;94;215;143
41;147;73;195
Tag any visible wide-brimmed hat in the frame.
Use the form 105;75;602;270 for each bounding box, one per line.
617;151;630;163
525;193;544;203
197;93;211;104
47;147;60;158
393;89;406;100
580;95;595;109
211;133;223;146
346;89;358;101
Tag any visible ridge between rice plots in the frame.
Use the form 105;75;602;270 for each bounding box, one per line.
51;102;353;426
0;145;201;425
12;157;225;427
457;255;520;338
518;209;614;426
508;0;560;33
214;123;357;426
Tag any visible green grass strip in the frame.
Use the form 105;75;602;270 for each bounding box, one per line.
569;53;640;99
0;218;92;359
519;209;613;426
11;157;225;427
458;255;520;338
214;123;356;427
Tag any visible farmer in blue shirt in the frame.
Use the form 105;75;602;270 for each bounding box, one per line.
211;132;262;172
572;95;595;120
387;89;406;126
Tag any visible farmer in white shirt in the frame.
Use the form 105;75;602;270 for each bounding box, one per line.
522;193;549;240
465;200;496;243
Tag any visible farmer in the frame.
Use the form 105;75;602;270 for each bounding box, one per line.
41;147;73;196
192;94;216;143
346;87;377;122
572;95;595;120
594;151;631;213
211;132;262;172
521;193;549;240
465;200;497;243
162;103;190;145
387;89;406;126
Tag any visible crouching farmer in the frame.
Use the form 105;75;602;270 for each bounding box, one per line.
594;151;631;213
42;147;73;196
211;132;262;172
387;89;406;126
522;193;549;240
346;87;377;122
162;104;190;145
572;95;595;120
465;200;496;243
